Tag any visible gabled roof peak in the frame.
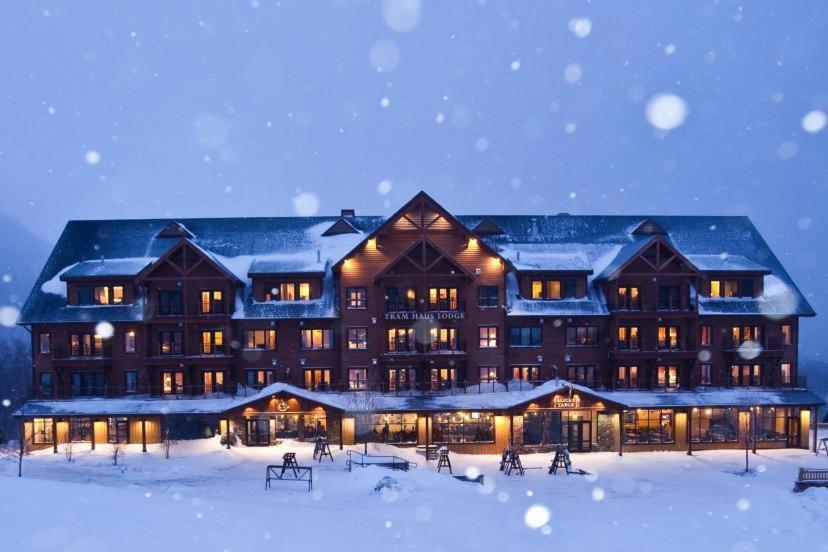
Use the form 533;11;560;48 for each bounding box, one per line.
155;220;194;239
321;217;360;237
631;218;665;236
473;218;506;236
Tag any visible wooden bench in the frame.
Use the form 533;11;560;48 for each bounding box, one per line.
265;464;313;491
793;468;828;492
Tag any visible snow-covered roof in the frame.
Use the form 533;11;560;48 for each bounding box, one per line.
248;258;325;275
593;237;655;281
685;254;770;273
60;258;154;279
505;272;608;317
593;388;823;408
18;211;815;324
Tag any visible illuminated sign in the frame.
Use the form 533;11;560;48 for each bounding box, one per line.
384;311;466;321
553;394;581;409
276;400;290;412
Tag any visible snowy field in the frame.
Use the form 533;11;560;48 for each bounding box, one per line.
3;436;828;552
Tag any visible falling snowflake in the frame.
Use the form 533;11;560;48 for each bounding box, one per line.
85;150;102;165
377;179;393;195
568;17;592;38
292;192;320;216
0;306;19;327
524;504;551;529
801;110;827;133
645;94;688;130
95;321;115;339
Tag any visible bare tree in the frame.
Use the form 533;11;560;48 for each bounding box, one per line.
161;427;177;459
737;390;762;473
343;389;383;453
64;442;74;463
110;443;123;466
1;436;29;477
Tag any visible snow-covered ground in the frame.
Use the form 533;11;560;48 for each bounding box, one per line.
2;435;828;552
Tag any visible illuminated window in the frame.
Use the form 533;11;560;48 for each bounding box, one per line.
69;333;105;357
387;367;416;391
202;371;225;393
479;366;498;383
162;371;184;394
304;369;331;390
512;366;539;381
347;327;368;350
386;287;417;311
200;290;223;314
478;326;498;348
691;408;738;442
546;280;562;299
617;365;639;388
428;287;459;311
348;368;368;390
94;286;110;305
710;280;721;298
245;369;275;389
387;328;415;352
245;329;276;350
781;324;792;346
658;325;680;349
700;325;712;347
618;286;640;309
531;280;543;299
32;418;54;444
623;410;674;444
124;329;136;353
301;329;334;350
780;363;792;385
617;326;639;350
657;365;678;388
298;282;310;301
346;287;367;309
429;327;459;351
432;412;494;443
200;330;224;354
112;286;124;304
280;283;295;301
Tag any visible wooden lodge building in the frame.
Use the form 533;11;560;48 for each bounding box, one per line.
14;191;821;455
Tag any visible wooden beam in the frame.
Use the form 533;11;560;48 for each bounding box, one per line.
687;409;693;456
509;415;514;448
90;419;96;451
813;407;819;454
226;417;231;450
52;418;58;454
141;418;147;453
338;415;343;450
618;412;623;457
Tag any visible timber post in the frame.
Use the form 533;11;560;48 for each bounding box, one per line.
52;418;58;454
226;417;231;450
813;407;819;454
141;418;147;453
687;409;693;456
90;418;96;451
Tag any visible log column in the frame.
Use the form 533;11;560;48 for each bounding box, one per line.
52;418;58;454
141;418;147;453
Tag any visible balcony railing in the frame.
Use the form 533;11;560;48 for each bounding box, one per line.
613;339;698;352
143;302;230;318
26;373;810;401
385;340;467;355
52;346;113;360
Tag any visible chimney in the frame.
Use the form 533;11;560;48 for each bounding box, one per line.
100;255;105;266
316;249;321;263
340;209;355;218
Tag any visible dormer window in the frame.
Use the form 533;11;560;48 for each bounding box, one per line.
710;279;754;298
268;282;311;301
78;285;124;305
531;279;576;300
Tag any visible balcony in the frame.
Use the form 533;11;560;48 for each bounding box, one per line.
612;339;698;355
384;340;467;356
51;346;113;364
144;301;230;319
610;298;697;313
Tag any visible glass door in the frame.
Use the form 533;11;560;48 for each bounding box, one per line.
787;415;801;447
246;419;270;446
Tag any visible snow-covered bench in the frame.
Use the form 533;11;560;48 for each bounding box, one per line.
794;468;828;492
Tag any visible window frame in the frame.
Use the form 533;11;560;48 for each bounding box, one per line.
200;330;225;355
244;329;276;350
300;329;334;351
346;287;367;309
124;329;137;354
347;327;368;350
477;285;499;308
39;332;51;355
478;326;498;348
348;368;368;390
510;326;542;347
565;325;597;347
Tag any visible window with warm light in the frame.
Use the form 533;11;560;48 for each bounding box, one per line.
478;326;498;348
346;287;367;309
301;329;334;350
298;282;310;300
304;369;331;390
780;362;792;385
657;325;680;349
244;329;276;350
656;365;678;388
617;286;640;309
429;327;459;351
479;366;498;383
162;371;184;394
617;365;639;388
200;290;223;314
565;325;597;347
348;368;368;390
623;409;674;444
617;326;639;350
512;366;539;381
432;412;494;443
428;287;459;311
347;327;368;350
699;363;712;385
781;324;792;345
200;330;224;354
691;408;738;442
700;325;712;347
69;333;105;357
387;328;415;352
531;280;543;299
159;331;183;355
546;280;562;299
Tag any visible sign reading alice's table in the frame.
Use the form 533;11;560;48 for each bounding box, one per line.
384;311;467;321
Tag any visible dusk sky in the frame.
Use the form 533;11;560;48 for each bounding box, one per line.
1;1;826;357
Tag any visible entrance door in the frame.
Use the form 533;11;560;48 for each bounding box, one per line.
565;421;591;452
246;419;270;446
787;416;801;447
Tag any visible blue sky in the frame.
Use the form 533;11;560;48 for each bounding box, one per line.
0;0;826;357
